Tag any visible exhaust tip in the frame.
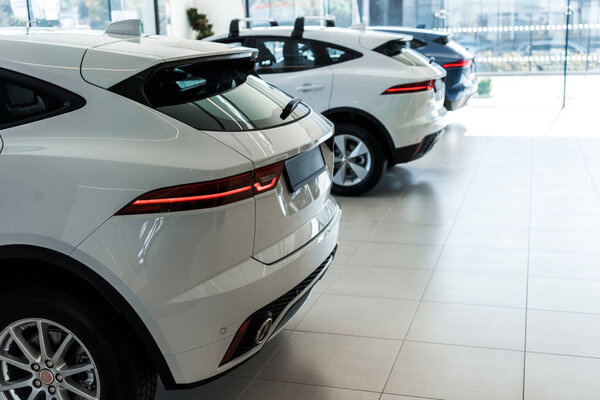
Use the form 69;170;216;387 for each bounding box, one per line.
255;318;273;345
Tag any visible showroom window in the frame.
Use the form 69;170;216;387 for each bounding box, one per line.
1;0;155;32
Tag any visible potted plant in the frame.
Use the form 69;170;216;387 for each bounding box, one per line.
187;8;214;40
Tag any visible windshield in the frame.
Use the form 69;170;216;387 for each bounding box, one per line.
144;59;310;132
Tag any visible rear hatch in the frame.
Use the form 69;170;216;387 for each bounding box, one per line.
103;47;336;264
373;39;446;103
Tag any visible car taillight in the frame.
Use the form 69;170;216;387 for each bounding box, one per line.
116;161;284;215
383;80;435;95
442;59;472;69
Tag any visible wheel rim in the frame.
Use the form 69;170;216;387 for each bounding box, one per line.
0;319;100;400
333;134;372;187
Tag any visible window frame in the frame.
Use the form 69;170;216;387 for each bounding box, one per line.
313;40;364;65
0;68;86;130
246;36;329;75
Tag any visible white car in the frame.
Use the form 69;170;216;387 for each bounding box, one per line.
210;17;448;195
0;20;340;399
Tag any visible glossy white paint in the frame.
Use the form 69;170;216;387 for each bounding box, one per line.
210;25;447;150
0;31;340;385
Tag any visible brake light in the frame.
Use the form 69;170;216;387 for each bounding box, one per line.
383;80;435;95
254;162;284;193
442;59;472;69
116;161;284;215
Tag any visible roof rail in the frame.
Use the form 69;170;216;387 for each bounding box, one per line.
105;19;142;36
229;17;279;38
291;16;335;38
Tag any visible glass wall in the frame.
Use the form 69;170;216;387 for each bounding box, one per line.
360;0;600;74
248;0;323;25
0;0;152;31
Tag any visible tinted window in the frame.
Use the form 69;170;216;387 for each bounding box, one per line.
0;71;84;129
410;38;427;49
374;40;432;67
144;59;309;132
254;38;318;74
324;45;361;64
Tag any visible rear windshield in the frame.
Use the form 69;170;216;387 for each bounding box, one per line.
374;40;432;67
143;59;310;132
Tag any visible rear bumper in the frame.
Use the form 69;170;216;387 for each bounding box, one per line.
161;200;341;386
444;69;478;111
392;130;444;164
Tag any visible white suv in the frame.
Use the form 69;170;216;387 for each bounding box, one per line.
0;21;340;400
210;17;447;195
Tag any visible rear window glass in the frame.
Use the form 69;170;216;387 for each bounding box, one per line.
0;69;85;129
374;40;431;67
144;59;310;132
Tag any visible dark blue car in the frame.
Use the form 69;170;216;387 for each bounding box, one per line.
370;26;478;110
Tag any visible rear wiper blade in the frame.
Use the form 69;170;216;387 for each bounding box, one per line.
280;98;301;120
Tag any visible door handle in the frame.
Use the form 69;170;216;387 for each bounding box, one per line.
296;84;325;92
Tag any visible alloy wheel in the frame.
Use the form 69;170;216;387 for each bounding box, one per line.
0;319;100;400
333;134;373;187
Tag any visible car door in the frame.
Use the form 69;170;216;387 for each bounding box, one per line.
251;37;333;113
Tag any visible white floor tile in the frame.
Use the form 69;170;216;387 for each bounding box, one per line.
437;246;528;275
527;310;600;358
407;302;525;350
368;223;451;245
424;271;527;308
530;229;600;254
455;209;530;229
327;266;431;300
446;226;529;250
297;294;418;339
530;251;600;281
528;277;600;314
385;342;523;400
241;380;380;400
260;331;401;392
525;352;600;400
349;242;442;269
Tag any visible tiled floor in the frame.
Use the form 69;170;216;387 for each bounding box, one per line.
157;78;600;399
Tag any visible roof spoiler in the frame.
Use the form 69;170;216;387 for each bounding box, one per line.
105;19;142;36
229;18;278;38
292;16;335;38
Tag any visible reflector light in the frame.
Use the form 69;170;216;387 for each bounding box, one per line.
116;161;285;215
383;80;435;94
442;59;472;68
220;318;252;366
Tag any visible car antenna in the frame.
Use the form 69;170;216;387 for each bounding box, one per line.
105;19;142;36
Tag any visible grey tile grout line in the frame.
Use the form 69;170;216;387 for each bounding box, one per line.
376;136;492;399
313;289;600;317
337;238;600;256
522;136;535;399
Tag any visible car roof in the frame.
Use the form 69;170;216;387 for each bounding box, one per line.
212;25;410;50
369;26;448;40
0;29;255;87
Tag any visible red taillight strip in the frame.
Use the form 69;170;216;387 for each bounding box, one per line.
116;161;285;215
254;177;278;192
130;186;253;206
443;59;472;68
383;80;435;95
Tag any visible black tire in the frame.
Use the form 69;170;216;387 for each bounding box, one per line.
331;123;386;196
0;284;157;400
